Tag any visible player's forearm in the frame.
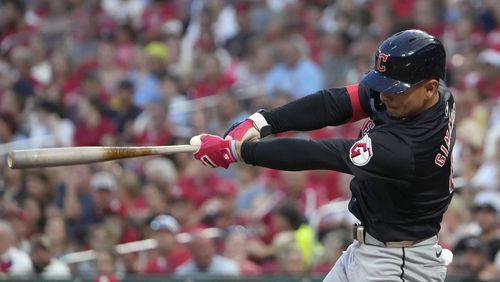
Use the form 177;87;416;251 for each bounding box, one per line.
262;88;355;134
238;138;352;173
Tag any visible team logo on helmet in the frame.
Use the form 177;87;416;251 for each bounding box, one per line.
376;53;389;73
349;135;373;166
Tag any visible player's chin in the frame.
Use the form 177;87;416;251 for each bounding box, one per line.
386;109;404;119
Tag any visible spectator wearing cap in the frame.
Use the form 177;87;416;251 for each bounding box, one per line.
472;192;500;264
29;235;71;279
142;215;190;275
176;231;239;276
88;171;137;246
0;220;33;278
453;236;500;280
477;47;500;99
144;41;169;78
90;171;119;217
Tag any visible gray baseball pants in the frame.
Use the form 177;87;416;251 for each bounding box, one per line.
323;233;451;282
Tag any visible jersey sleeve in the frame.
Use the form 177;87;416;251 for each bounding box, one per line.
241;130;413;180
261;84;372;134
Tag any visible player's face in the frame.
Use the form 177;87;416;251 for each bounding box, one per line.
380;80;439;119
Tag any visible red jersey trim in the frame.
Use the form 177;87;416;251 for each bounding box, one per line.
346;84;367;121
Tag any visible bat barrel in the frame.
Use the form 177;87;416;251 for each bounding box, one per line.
8;147;108;169
7;145;199;169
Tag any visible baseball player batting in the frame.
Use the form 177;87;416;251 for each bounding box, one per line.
191;29;455;282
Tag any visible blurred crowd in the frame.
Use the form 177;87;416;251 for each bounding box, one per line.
0;0;499;281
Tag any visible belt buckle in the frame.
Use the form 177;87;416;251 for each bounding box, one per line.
353;225;365;244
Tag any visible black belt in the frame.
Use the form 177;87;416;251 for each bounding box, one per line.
352;224;429;248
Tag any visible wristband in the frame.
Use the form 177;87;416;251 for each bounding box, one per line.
230;139;240;162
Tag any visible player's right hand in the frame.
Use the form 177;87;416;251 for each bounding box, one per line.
223;111;271;141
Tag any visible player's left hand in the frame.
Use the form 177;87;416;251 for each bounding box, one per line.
190;134;239;169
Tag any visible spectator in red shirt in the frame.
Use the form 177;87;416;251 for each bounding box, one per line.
133;101;172;146
192;53;235;99
177;162;225;208
142;215;190;275
139;0;180;40
73;97;116;146
0;0;36;49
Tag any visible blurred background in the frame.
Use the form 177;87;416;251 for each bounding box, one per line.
0;0;499;281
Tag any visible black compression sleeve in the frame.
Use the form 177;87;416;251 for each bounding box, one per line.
261;88;353;134
241;138;353;174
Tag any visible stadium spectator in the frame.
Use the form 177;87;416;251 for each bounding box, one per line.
29;235;71;279
94;250;121;282
176;231;239;275
265;35;325;99
439;194;478;249
133;100;173;146
0;220;33;278
311;226;352;274
142;214;190;275
453;236;500;281
29;99;75;148
42;216;69;258
73;97;116;146
193;53;235;99
223;227;262;276
472;192;500;264
113;79;142;145
129;48;161;108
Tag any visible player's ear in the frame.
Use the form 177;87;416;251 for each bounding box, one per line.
423;79;438;100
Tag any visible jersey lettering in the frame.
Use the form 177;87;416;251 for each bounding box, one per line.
434;102;455;168
360;119;375;136
435;154;446;167
440;145;449;157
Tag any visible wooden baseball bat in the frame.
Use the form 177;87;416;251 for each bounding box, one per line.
7;145;199;169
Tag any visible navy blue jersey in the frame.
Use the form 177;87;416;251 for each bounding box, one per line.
241;82;455;242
